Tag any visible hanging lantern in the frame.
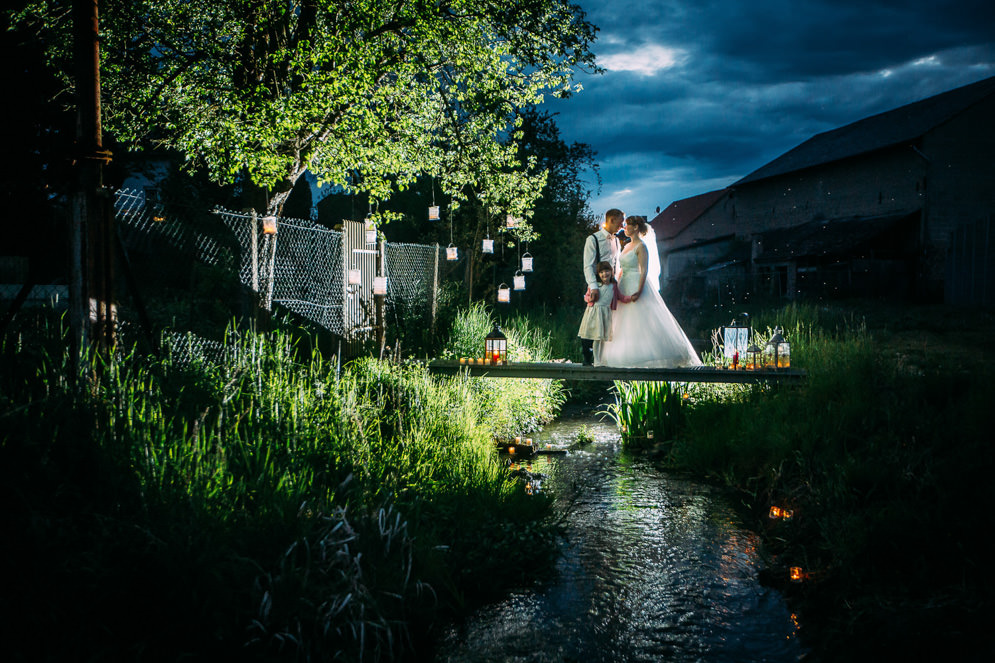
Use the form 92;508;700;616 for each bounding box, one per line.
364;219;377;244
373;276;387;295
513;270;526;290
485;323;508;365
723;317;750;364
497;283;510;303
428;205;440;221
482;238;494;254
506;214;520;228
348;268;362;285
446;244;458;261
789;566;805;583
262;216;278;235
766;327;790;369
521;252;533;272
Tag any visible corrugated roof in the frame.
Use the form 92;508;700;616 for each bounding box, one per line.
650;188;728;240
735;75;995;186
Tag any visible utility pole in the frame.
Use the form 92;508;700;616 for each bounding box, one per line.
70;0;115;361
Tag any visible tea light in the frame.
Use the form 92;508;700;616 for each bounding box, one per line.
789;566;804;582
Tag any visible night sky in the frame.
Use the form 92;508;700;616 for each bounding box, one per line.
546;0;995;220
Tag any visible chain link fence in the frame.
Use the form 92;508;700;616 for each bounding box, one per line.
114;188;440;353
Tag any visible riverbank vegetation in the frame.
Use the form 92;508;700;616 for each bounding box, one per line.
616;301;995;660
1;305;564;661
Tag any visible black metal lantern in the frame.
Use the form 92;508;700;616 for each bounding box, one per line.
485;323;507;365
766;327;790;369
747;343;762;370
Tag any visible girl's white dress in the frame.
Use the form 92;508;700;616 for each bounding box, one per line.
577;282;615;342
599;247;701;368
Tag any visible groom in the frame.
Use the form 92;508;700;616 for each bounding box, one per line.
581;208;624;366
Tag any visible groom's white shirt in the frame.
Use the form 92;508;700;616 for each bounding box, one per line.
584;228;620;291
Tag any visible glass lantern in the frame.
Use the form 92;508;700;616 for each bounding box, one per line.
521;252;533;272
766;327;790;369
747;343;762;370
723;318;750;364
513;270;526;290
497;283;510;303
262;216;278;235
428;205;440;221
446;244;458;261
506;214;519;229
348;268;362;286
482;238;494;254
485;323;508;365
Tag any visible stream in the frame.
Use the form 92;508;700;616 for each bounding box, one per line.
433;409;806;662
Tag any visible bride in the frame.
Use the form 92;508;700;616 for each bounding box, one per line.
598;216;702;368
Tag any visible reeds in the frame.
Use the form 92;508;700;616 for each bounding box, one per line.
1;313;562;661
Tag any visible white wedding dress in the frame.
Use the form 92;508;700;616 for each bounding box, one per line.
598;235;702;368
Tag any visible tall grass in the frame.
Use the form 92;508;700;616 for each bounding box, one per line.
1;313;561;661
653;303;995;660
442;302;567;436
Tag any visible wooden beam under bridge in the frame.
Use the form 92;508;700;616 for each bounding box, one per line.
427;360;806;384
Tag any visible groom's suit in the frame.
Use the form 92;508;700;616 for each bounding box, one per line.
581;228;620;365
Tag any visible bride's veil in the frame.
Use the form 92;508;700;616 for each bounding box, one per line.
642;221;661;293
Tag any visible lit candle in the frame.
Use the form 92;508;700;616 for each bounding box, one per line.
769;506;782;519
459;357;467;365
789;566;804;582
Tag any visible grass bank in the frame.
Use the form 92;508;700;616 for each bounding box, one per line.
613;301;995;660
0;307;564;661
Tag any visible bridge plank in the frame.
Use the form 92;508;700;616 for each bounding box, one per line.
427;360;806;383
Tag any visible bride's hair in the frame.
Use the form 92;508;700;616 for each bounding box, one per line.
625;215;649;236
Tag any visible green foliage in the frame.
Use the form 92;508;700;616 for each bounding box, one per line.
15;0;598;220
662;303;995;659
441;302;566;436
602;380;688;449
1;316;561;661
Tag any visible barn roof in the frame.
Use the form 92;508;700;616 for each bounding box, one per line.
735;75;995;186
650;188;728;240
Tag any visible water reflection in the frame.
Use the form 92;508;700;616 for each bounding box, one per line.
434;414;805;662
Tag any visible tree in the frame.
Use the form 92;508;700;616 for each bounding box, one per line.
15;0;598;230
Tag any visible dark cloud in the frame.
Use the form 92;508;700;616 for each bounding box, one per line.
548;1;995;217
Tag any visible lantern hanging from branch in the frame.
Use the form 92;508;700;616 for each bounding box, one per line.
513;270;526;291
365;219;377;244
348;268;362;286
485;323;508;365
373;276;387;295
506;214;520;229
521;252;533;272
497;283;510;303
262;216;278;235
482;238;494;254
446;244;458;261
428;205;440;221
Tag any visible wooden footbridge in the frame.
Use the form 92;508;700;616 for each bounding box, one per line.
427;360;806;384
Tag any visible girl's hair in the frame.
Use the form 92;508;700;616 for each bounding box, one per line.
625;215;648;236
596;260;615;283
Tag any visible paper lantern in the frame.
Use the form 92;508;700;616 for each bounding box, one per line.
364;220;377;244
348;268;362;285
506;214;519;228
446;244;458;261
262;216;278;235
521;252;533;272
428;205;440;221
513;270;526;290
373;276;387;295
482;238;494;254
497;283;510;303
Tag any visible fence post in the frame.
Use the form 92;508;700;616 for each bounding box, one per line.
431;242;440;344
376;238;385;355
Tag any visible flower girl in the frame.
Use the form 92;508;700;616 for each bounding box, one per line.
577;261;631;366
